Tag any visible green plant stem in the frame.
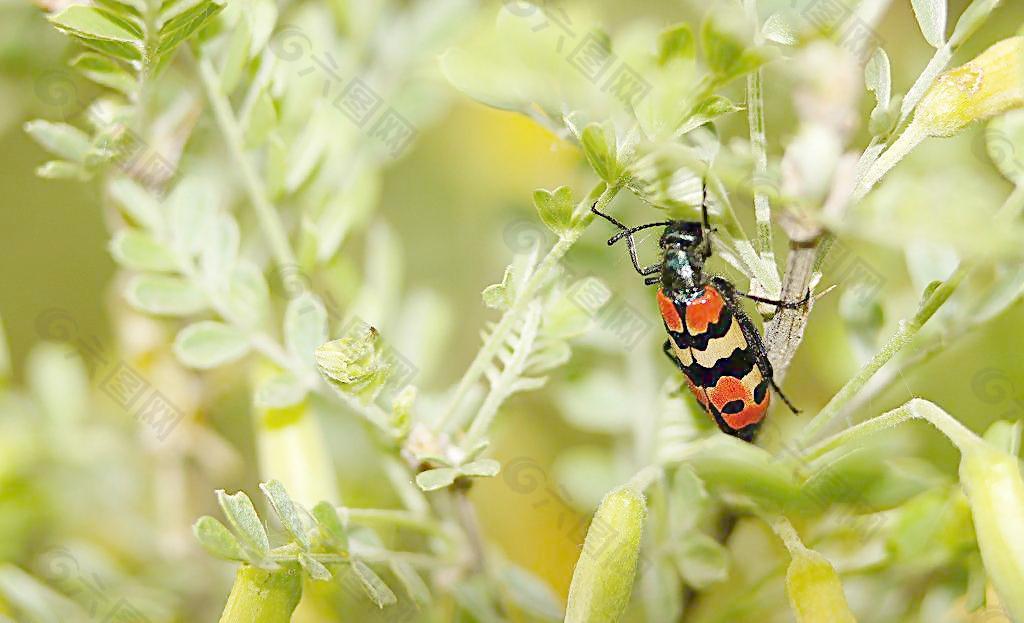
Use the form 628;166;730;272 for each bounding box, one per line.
851;121;928;202
461;302;542;448
437;181;620;433
803;399;983;463
799;185;1024;444
705;173;778;294
267;549;448;569
797;264;969;445
744;0;781;299
627;464;664;493
898;45;953;123
197;57;296;268
766;515;810;557
256;402;340;506
338;507;442;534
218;564;302;623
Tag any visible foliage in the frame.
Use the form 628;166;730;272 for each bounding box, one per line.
4;0;1024;621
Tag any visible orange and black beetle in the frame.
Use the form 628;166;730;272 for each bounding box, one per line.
592;187;807;442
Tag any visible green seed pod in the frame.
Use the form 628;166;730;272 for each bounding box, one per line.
785;550;857;623
565;485;647;623
915;36;1024;137
959;444;1024;622
218;564;302;623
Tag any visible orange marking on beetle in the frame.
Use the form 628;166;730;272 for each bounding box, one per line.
707;376;770;430
657;289;683;332
685;285;725;335
685;376;708;407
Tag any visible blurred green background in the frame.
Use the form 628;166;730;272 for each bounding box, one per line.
3;0;1024;620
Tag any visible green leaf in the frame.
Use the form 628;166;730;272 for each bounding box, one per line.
657;23;695;65
299;553;332;581
762;13;798;46
247;0;278;57
174;321;251;369
168;176;216;258
255;373;306;410
986;110;1024;185
312;501;349;551
108;176;162;232
200;212;240;288
285;292;328;368
260;480;310;550
681;95;744;134
194;516;247;561
351;560;397;608
459;459;500;478
415;467;458;491
972;260;1024;322
216;489;271;561
389;560;430;606
453;578;504;623
911;0;947;48
700;10;745;76
35;160;91;181
70;52;136;95
265;133;287;201
223;261;271;330
245;89;277;147
865;48;892;109
581;123;619;183
125;274;206;315
949;0;999;47
49;5;141;41
156;0;224;57
95;0;145;18
219;9;251;92
315;163;380;261
673;533;729;588
109;229;178;271
439;47;524;112
532;186;575;236
24;120;92;163
500;563;564;621
48;5;143;61
984;420;1023;456
684;436;806;512
482;265;514;310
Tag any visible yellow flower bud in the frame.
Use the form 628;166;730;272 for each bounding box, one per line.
915;37;1024;137
785;550;858;623
959;444;1024;622
565;486;647;623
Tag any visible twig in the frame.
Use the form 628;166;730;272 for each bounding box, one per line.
744;0;781;299
196;56;296;268
453;489;488;573
437;182;621;433
797;185;1024;444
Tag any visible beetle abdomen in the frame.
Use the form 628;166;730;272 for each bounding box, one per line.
658;285;771;438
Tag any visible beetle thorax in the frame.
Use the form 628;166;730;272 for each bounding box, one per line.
661;248;704;299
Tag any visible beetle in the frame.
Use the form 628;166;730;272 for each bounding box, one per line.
591;187;807;441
